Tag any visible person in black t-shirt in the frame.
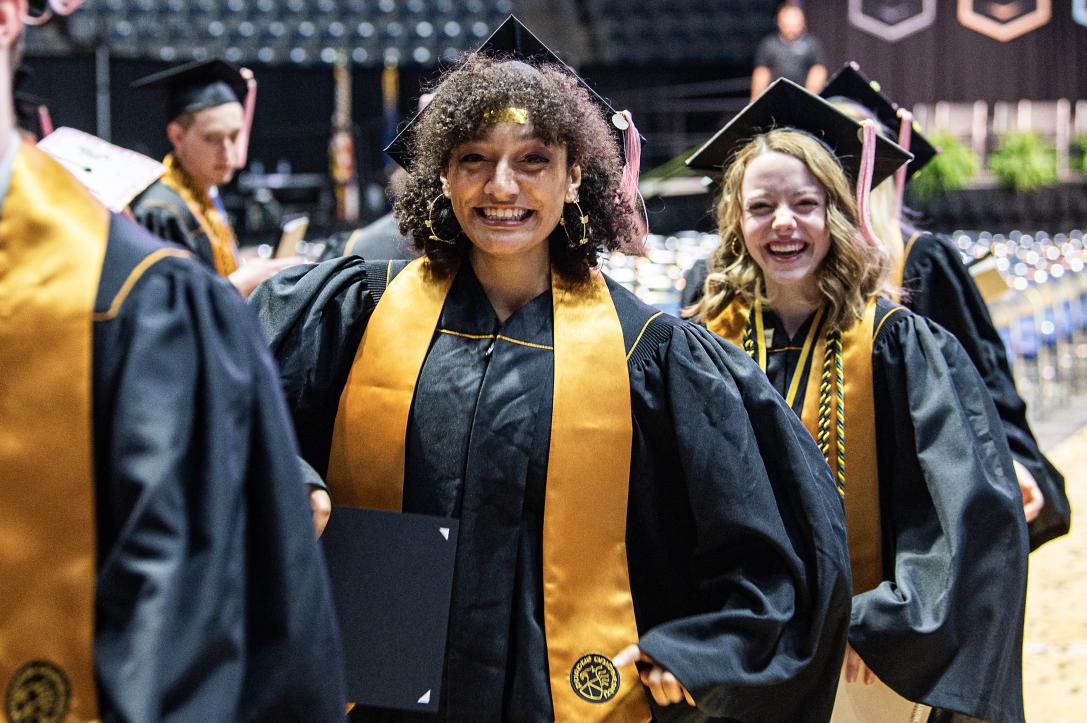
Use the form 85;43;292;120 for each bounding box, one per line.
751;3;827;100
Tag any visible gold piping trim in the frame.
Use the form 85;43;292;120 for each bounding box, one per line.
768;346;804;352
386;259;394;288
439;329;494;341
497;334;553;351
437;328;555;350
92;248;192;322
342;229;365;257
625;311;663;361
874;305;908;340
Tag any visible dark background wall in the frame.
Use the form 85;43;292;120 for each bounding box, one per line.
806;1;1087;105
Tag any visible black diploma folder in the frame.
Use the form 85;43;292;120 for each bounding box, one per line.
321;506;458;711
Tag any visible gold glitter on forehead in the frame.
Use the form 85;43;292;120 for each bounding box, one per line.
482;107;529;125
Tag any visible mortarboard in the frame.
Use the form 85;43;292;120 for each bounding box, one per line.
37;127;166;213
132;59;258;169
821;62;937;177
131;59;249;122
385;15;642;170
685;78;911;188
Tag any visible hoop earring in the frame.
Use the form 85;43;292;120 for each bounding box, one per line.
728;235;744;257
558;200;590;247
425;193;458;245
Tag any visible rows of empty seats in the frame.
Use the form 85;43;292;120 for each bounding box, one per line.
585;0;776;65
27;0;514;66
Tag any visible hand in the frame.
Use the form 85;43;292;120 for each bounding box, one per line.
228;256;305;299
613;644;695;707
1013;459;1045;523
843;644;877;686
309;487;331;538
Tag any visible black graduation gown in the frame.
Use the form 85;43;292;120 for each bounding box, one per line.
686;234;1070;551
251;256;854;723
132;179;226;272
902;232;1069;550
317;212;416;262
90;216;345;720
750;300;1028;723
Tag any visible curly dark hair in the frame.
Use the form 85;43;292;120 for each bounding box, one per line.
394;54;636;280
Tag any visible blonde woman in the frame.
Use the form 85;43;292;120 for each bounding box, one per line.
689;80;1028;722
823;62;1069;551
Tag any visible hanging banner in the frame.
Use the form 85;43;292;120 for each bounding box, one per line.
957;0;1051;42
1074;0;1087;27
848;0;936;42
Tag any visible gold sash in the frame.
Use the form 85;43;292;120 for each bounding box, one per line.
327;258;651;721
160;154;239;277
709;299;895;593
0;144;108;721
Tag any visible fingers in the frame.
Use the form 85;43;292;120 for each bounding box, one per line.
613;645;693;708
309;488;331;538
612;644;642;668
844;646;860;684
862;664;876;686
640;666;688;706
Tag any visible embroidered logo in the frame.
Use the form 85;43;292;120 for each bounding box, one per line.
5;660;71;723
570;653;620;703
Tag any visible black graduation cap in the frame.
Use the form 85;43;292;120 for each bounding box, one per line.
131;59;249;122
685;78;912;188
821;62;937;177
385;15;641;170
13;67;49;135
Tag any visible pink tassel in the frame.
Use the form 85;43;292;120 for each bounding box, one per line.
235;68;257;169
617;109;649;253
894;109;913;220
855;120;882;248
37;104;54;138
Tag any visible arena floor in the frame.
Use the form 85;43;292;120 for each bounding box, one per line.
1023;419;1087;721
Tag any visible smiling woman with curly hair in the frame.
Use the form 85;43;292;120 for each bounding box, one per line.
395;54;635;280
250;18;851;722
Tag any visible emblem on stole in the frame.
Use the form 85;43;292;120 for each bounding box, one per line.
5;660;71;723
570;653;621;703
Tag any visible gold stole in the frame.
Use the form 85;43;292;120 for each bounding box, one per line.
708;299;890;593
327;258;651;721
0;144;108;721
160;154;239;277
891;231;922;290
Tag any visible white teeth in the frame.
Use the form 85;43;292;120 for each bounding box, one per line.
482;207;530;221
769;242;804;254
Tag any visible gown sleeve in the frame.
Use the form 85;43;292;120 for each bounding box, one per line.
248;255;380;476
852;310;1029;722
635;322;853;723
92;258;346;721
904;233;1069;549
132;195;192;251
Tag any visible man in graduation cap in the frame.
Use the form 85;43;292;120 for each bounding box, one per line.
131;58;298;297
0;1;345;720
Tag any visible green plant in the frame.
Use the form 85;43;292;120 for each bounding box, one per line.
987;131;1058;191
910;131;978;198
1073;133;1087;176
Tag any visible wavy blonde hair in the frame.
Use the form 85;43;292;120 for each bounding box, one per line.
694;129;890;334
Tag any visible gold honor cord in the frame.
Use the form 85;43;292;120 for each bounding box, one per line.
712;299;886;595
327;259;650;721
160;154;239;277
0;144;108;721
749;301;825;409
